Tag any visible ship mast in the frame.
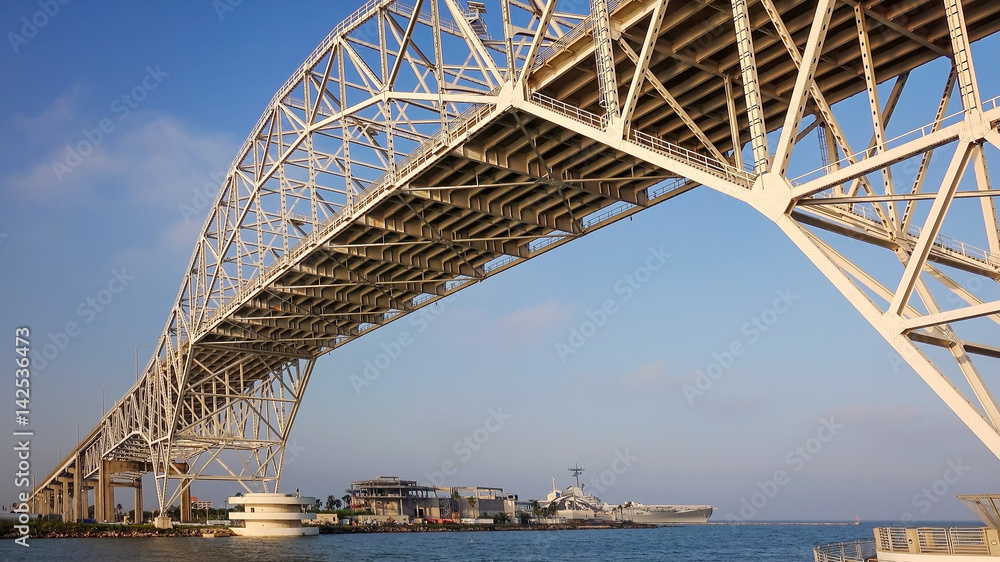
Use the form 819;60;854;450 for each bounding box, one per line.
568;463;585;489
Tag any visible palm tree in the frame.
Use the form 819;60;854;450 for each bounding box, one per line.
326;495;335;511
466;495;477;518
116;503;123;522
333;499;342;510
530;500;542;518
342;494;352;509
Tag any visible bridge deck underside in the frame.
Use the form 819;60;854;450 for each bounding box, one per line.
534;0;999;158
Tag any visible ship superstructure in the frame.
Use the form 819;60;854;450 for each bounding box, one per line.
539;465;715;525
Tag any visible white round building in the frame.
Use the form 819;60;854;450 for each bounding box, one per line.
227;492;318;536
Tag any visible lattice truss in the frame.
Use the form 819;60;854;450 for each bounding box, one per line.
35;0;1000;514
76;0;608;512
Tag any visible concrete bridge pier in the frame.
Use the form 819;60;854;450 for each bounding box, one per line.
73;453;84;522
96;460;110;522
134;478;143;524
173;463;192;523
59;478;72;521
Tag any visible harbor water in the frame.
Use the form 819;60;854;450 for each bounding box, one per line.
0;521;976;561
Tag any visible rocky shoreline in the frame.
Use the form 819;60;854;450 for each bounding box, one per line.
1;520;652;539
0;521;236;539
319;521;655;534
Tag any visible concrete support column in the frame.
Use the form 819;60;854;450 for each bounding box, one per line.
61;480;70;521
105;478;116;523
73;454;84;522
134;479;143;524
96;460;107;522
85;480;98;520
180;483;192;523
170;462;192;523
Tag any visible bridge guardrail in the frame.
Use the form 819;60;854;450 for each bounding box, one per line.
532;0;624;70
808;192;997;267
629;129;754;187
790;93;1000;186
529;91;607;129
529;90;753;188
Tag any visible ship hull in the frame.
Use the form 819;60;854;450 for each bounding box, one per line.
623;506;714;525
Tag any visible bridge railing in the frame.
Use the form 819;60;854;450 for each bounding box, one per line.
790;93;1000;186
531;0;625;70
528;92;754;188
808;192;997;267
629;129;755;187
529;91;607;129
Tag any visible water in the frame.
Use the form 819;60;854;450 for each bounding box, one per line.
0;522;951;561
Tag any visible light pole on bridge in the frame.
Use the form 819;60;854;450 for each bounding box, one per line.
135;344;147;382
101;385;112;417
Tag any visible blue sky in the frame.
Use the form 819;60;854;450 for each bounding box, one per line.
0;0;996;523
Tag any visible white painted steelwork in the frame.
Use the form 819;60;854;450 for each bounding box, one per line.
28;0;1000;525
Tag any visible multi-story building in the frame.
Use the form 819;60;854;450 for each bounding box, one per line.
190;496;213;510
347;476;443;520
347;476;517;522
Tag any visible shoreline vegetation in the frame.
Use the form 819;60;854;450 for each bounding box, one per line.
0;520;656;539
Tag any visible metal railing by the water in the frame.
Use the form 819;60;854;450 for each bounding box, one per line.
813;539;876;562
875;526;1000;556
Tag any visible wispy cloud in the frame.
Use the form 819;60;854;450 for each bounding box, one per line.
3;84;237;270
10;80;92;145
618;360;684;389
4;81;235;207
6;113;233;204
493;300;574;345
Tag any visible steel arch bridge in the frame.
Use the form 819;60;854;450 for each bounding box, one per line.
30;0;1000;523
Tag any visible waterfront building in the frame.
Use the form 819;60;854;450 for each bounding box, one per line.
348;476;443;520
227;493;318;536
347;476;516;522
